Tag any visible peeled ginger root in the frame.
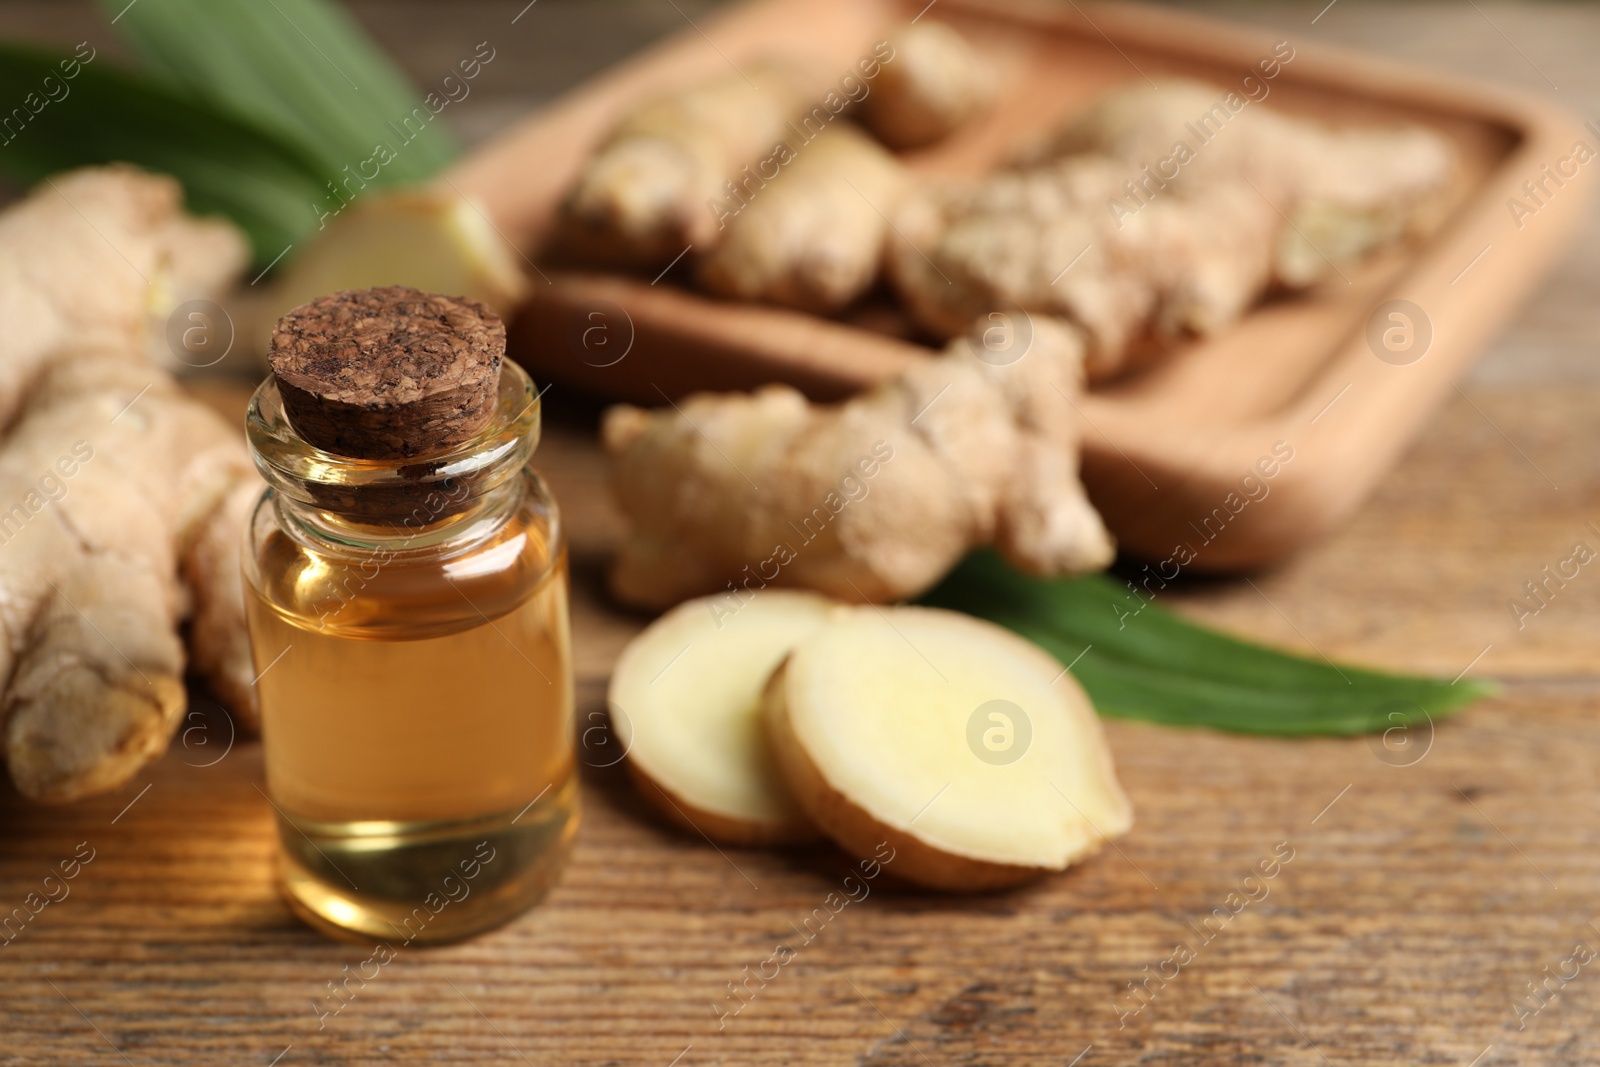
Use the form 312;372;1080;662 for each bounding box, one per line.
608;590;835;844
603;314;1113;610
861;20;995;149
765;605;1132;890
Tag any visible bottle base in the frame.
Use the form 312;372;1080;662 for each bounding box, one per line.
274;776;579;944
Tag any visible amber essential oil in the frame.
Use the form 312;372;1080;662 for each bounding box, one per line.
244;289;576;942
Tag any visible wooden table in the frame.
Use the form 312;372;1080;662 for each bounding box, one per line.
4;2;1600;1064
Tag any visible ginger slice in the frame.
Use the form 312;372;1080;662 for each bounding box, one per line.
609;590;837;845
233;189;528;377
765;605;1132;890
861;21;995;150
268;188;527;324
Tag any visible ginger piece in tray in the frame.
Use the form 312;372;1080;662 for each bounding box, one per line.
860;20;995;150
602;315;1112;610
554;62;818;267
696;123;906;312
1032;80;1456;285
0;167;260;802
891;156;1284;379
890;79;1456;379
1029;81;1454;219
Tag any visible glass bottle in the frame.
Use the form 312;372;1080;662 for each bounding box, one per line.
243;356;577;943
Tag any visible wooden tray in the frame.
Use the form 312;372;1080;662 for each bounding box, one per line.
447;0;1593;570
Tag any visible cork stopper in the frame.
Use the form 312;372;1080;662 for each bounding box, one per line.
268;285;505;460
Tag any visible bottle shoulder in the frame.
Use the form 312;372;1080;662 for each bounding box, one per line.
245;467;564;640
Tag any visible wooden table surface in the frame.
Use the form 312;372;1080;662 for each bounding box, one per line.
4;2;1600;1064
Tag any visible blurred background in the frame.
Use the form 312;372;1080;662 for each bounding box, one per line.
0;0;1591;388
2;0;1590;666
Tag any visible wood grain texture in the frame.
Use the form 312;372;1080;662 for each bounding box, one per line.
4;2;1600;1065
4;379;1596;1066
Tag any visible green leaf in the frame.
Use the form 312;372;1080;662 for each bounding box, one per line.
100;0;457;186
0;44;329;260
919;551;1492;736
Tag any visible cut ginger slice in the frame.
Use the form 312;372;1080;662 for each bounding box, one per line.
765;606;1133;890
609;591;836;845
272;188;526;320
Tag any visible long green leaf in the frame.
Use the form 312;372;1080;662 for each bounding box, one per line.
100;0;457;186
0;45;329;259
920;551;1492;736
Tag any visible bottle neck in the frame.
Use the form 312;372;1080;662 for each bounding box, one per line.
272;467;526;557
247;361;543;556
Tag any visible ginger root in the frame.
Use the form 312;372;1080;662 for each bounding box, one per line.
860;21;994;149
0;167;260;802
891;156;1282;379
696;123;906;312
602;314;1112;609
555;63;818;267
0;166;242;421
890;79;1456;379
